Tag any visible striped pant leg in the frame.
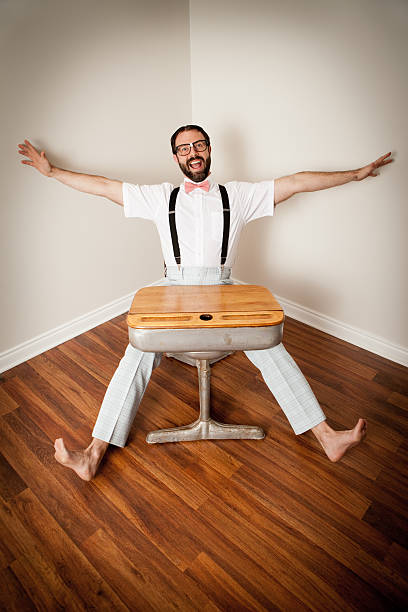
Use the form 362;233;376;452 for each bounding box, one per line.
92;344;162;447
244;342;326;434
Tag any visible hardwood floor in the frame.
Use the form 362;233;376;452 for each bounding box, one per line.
0;314;407;611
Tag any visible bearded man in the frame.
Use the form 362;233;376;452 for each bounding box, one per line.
18;125;393;479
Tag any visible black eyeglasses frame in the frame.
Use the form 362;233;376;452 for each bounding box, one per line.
175;139;209;156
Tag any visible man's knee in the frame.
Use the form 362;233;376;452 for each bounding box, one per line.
245;342;285;364
122;344;161;368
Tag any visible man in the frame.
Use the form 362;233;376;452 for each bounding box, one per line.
18;126;393;480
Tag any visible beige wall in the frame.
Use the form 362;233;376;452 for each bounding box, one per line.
189;0;407;361
2;0;407;368
1;0;191;357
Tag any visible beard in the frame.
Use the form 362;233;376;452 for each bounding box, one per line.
178;154;211;183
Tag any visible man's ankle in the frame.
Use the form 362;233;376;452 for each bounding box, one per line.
311;420;332;438
89;438;109;453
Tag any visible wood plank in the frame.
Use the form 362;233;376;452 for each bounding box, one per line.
373;370;408;395
2;375;91;448
185;547;301;612
177;436;243;479
57;335;116;385
283;325;378;381
384;542;408;576
0;384;19;415
229;462;388;564
87;321;128;358
50;346;108;398
92;451;207;572
247;434;370;518
376;460;408;505
109;312;128;333
363;501;408;548
285;317;407;378
7;489;129;611
27;352;102;419
387;391;408;411
0;566;36;611
0;501;84;611
0;451;27;501
224;466;404;610
81;467;224;610
351;546;408;609
81;528;191;611
10;558;69;612
197;489;387;612
286;344;395;407
186;551;272;612
0;519;16;570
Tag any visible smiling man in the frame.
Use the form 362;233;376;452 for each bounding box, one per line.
18;125;393;480
172;127;211;182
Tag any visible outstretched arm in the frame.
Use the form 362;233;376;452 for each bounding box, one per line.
18;139;123;206
274;152;394;205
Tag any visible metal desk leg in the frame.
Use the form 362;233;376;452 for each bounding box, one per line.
146;358;265;444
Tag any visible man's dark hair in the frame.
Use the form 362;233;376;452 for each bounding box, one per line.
171;124;211;154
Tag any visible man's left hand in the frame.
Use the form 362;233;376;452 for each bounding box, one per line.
356;152;394;181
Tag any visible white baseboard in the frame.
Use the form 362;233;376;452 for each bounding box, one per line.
276;294;408;367
1;290;407;374
0;292;135;374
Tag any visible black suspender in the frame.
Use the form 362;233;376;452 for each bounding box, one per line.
219;184;230;266
168;186;181;266
168;184;230;268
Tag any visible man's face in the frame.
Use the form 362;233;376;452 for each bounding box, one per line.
173;129;211;183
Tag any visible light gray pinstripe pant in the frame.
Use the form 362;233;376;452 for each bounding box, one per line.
92;267;326;446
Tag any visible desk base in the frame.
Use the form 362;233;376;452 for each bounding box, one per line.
146;357;265;444
146;418;264;443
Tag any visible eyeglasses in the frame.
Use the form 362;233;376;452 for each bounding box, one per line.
175;139;208;156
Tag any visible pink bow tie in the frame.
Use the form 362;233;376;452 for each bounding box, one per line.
185;180;210;194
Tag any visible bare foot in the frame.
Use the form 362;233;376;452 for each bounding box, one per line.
54;437;109;481
311;418;367;462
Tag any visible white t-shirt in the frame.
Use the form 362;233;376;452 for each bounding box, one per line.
122;175;274;267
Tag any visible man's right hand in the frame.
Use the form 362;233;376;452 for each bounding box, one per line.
18;139;53;176
17;139;123;205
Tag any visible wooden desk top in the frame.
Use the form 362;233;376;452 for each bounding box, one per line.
127;285;284;329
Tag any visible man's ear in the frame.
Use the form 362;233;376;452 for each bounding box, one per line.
173;154;178;164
